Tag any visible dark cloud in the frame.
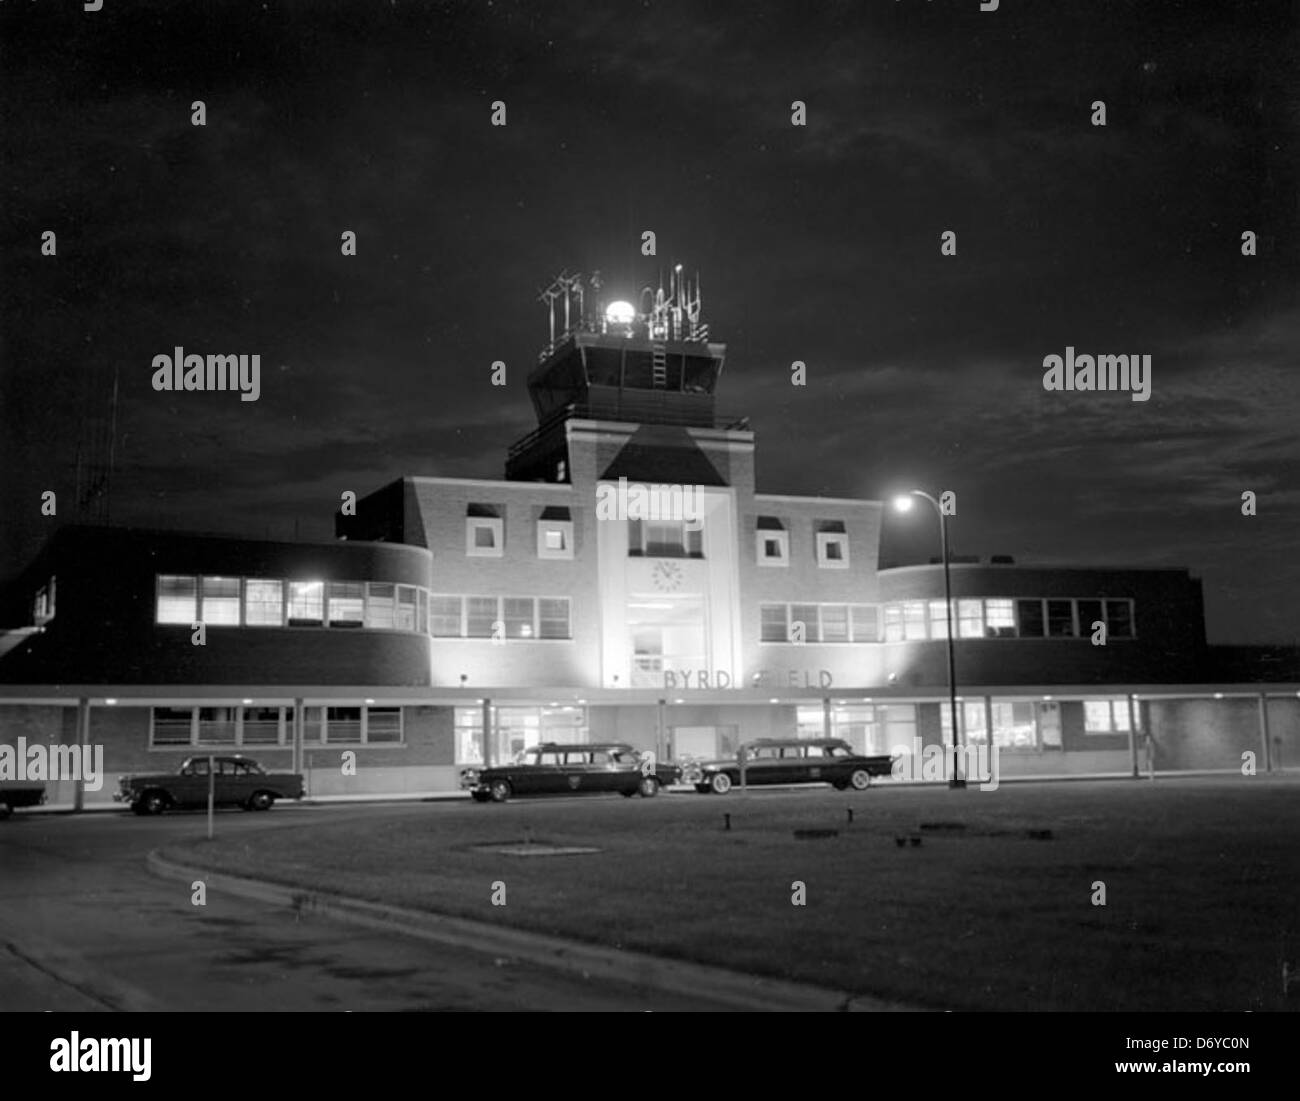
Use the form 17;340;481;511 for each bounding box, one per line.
1;0;1295;643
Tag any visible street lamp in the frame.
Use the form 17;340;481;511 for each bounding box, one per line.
893;490;966;789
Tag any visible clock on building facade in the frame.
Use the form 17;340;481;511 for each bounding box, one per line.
651;559;684;592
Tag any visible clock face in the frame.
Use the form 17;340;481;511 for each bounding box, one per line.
651;559;684;592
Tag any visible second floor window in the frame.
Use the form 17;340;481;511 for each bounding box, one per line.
629;518;703;558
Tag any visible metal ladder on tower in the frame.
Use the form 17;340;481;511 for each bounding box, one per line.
651;344;667;388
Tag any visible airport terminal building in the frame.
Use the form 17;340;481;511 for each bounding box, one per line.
3;274;1298;803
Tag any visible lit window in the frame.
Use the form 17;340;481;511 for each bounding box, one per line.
958;599;984;638
201;577;242;625
287;581;324;626
466;597;498;638
365;707;403;744
366;583;395;628
33;577;56;625
791;604;820;643
430;596;462;637
883;605;903;643
395;586;418;631
325;706;362;744
850;605;878;642
760;604;787;642
929;600;951;640
538;598;570;639
151;707;195;745
197;706;238;745
1085;699;1135;733
985;599;1016;637
903;601;927;641
537;508;574;559
157;575;198;624
242;707;283;745
327;581;365;627
503;597;535;639
821;604;849;642
244;579;284;626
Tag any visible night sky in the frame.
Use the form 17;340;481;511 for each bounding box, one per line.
2;1;1296;643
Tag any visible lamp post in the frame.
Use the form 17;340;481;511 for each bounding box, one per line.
893;490;966;789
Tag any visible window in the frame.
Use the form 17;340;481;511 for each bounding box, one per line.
325;706;363;744
431;596;462;637
395;586;418;631
537;598;570;639
903;601;927;641
201;577;241;625
1017;599;1045;638
1084;699;1136;733
537;510;574;559
629;517;703;558
503;597;535;639
756;518;788;566
985;599;1016;638
467;515;503;557
1077;599;1103;638
927;600;950;640
418;589;428;634
33;577;56;625
1106;599;1135;638
157;575;197;624
327;581;365;627
760;604;787;642
466;597;498;638
197;707;238;745
241;707;282;745
287;581;324;626
151;707;194;745
850;605;878;642
366;583;395;629
790;604;819;643
366;708;403;744
821;604;849;642
244;579;284;626
1046;599;1075;638
883;605;903;643
958;599;984;639
816;532;849;568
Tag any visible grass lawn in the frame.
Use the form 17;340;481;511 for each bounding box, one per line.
161;776;1300;1011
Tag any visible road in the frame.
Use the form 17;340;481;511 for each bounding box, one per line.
0;803;729;1012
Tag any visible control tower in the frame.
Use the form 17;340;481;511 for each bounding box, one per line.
505;266;744;482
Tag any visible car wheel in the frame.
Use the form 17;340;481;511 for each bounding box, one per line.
248;791;275;811
141;791;167;816
710;772;732;795
694;783;711;795
638;776;660;798
489;779;512;803
849;769;871;791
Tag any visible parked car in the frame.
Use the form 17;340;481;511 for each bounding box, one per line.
692;738;895;794
115;755;305;815
0;782;47;819
461;742;682;803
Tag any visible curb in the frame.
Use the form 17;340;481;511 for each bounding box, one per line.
146;850;919;1013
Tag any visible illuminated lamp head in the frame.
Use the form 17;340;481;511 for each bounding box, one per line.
604;300;636;326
